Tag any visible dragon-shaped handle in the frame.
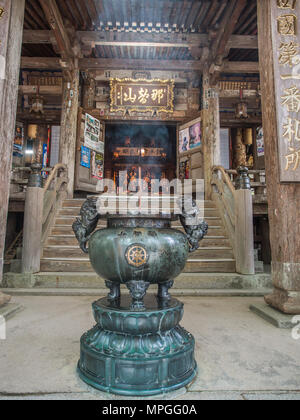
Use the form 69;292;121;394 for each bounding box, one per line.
72;198;100;253
73;197;208;255
179;198;209;253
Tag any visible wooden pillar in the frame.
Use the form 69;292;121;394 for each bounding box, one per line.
82;74;95;109
202;69;220;199
257;0;300;314
59;69;79;198
0;0;25;287
22;186;44;273
235;189;255;275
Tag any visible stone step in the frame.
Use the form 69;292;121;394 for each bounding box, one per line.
53;216;223;227
62;199;217;208
33;272;272;290
50;224;227;236
40;257;236;273
50;225;227;238
46;235;231;247
42;245;234;260
58;207;219;217
3;287;271;297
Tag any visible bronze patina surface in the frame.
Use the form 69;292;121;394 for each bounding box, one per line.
73;196;208;395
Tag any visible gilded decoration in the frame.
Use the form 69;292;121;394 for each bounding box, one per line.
110;78;174;115
125;245;148;267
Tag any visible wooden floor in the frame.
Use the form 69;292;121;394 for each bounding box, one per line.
41;199;236;274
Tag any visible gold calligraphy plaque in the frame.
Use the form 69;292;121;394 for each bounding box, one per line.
110;78;174;114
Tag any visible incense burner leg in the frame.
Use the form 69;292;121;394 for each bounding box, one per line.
126;280;150;310
105;280;121;301
157;280;174;301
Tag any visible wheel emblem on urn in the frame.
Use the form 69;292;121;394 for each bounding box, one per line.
126;244;148;267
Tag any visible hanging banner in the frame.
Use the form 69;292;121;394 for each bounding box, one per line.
189;121;202;149
13;121;24;157
179;128;190;153
84;113;104;153
91;151;104;180
80;146;91;168
110;78;174;114
256;126;265;157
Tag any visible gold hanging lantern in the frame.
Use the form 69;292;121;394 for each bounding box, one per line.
244;128;253;145
27;124;38;139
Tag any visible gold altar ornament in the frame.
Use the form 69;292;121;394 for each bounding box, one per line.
0;7;4;19
110;78;174;114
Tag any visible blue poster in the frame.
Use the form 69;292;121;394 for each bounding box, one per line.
42;144;48;179
81;146;91;168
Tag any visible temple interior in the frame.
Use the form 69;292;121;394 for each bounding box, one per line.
105;123;177;191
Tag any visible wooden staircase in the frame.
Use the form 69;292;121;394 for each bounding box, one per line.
40;198;236;274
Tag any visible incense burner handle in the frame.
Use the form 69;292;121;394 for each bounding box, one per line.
72;197;100;253
179;198;209;253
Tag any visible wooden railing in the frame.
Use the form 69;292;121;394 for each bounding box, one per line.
42;164;68;245
211;166;236;253
211;166;255;275
226;169;267;204
22;164;68;274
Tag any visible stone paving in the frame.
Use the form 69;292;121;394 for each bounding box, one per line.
0;295;299;400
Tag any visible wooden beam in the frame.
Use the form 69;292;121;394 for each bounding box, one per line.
222;61;259;74
21;56;260;73
21;57;62;69
220;113;262;126
38;0;72;59
22;30;258;49
19;85;63;95
228;35;258;50
78;57;204;71
22;29;53;44
219;89;259;98
78;31;209;48
17;109;61;122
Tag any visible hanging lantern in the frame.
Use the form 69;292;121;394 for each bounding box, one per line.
30;94;44;114
244;128;253;145
30;84;44;114
27;124;38;139
235;89;248;119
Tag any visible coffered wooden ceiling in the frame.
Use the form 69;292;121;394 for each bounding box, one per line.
22;0;258;64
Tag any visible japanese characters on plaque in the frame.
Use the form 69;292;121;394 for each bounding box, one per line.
110;78;174;115
272;0;300;181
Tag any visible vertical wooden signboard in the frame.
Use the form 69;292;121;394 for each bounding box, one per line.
271;0;300;182
0;1;11;87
